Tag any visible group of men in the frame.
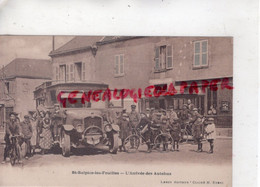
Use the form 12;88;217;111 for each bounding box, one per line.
2;104;65;164
114;99;216;154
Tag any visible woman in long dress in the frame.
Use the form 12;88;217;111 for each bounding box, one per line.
38;111;53;154
30;112;38;155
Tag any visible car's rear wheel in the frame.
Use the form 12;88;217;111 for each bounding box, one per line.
61;130;71;157
109;132;119;154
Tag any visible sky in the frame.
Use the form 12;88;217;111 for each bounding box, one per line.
0;36;74;66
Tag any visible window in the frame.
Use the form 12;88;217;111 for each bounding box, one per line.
193;40;208;68
70;64;74;81
155;45;173;71
5;82;9;94
114;55;124;76
74;62;82;81
59;65;66;81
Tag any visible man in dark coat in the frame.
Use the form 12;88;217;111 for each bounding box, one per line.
20;115;33;158
51;104;65;144
118;113;131;152
169;118;181;151
191;108;204;152
2;112;21;164
136;112;152;153
129;105;140;129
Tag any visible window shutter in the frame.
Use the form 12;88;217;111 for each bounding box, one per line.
82;62;86;81
194;42;201;66
115;56;119;75
120;55;124;74
166;45;173;69
66;64;69;82
70;64;74;81
201;41;208;65
155;47;160;71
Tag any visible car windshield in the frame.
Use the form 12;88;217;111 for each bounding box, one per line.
59;91;107;109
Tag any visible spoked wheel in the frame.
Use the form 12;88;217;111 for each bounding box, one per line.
154;133;173;152
123;135;140;153
180;130;189;144
60;129;71;157
10;148;16;166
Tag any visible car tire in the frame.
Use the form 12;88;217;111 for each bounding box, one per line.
109;132;119;154
61;130;71;157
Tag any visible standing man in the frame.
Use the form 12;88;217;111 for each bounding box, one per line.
192;108;204;152
118;113;131;152
129;105;140;129
128;105;140;148
2;112;21;164
20;115;33;159
51;104;65;144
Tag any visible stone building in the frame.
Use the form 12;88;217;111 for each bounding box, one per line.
0;58;51;135
49;36;233;129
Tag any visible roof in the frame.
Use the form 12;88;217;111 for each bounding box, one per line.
1;58;52;79
49;36;103;57
49;36;143;57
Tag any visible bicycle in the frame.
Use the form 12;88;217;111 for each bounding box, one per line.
9;135;22;166
123;127;149;153
154;129;173;152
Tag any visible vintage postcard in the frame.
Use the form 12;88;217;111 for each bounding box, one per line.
0;35;233;186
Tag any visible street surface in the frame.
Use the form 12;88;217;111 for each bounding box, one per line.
0;139;231;167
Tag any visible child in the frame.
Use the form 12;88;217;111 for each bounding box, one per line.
170;118;181;151
118;113;131;152
205;118;216;153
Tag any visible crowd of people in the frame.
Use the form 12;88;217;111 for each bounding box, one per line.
2;104;64;164
1;99;216;164
112;99;216;154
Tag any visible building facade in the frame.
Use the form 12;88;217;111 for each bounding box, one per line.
49;36;233;128
0;58;52;135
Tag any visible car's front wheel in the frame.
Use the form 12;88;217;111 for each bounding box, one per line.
109;132;119;154
61;130;71;157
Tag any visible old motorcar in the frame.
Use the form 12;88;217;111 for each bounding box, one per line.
34;81;121;157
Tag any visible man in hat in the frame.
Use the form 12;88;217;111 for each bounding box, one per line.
129;105;140;129
51;104;65;144
2;112;21;164
128;105;140;148
191;108;204;152
20;115;33;159
204;118;216;153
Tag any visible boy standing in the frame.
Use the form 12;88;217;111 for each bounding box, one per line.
170;118;181;151
205;118;216;154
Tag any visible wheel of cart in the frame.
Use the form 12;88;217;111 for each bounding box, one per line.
123;134;140;153
154;132;173;152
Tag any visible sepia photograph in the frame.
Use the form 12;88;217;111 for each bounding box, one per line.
0;35;233;186
0;0;258;186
